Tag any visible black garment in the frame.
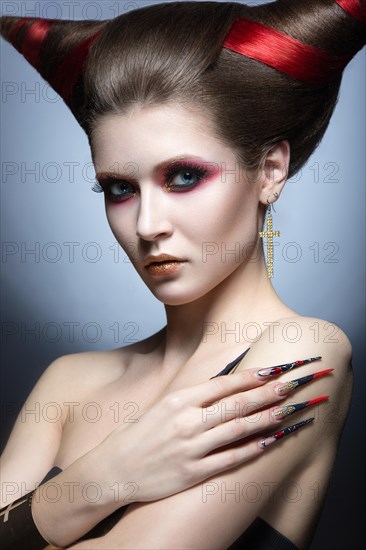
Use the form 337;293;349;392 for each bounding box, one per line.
228;517;299;549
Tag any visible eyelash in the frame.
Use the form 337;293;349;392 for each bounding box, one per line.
91;181;104;193
165;164;208;191
91;164;210;202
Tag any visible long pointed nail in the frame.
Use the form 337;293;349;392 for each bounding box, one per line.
259;417;314;448
273;395;329;419
257;356;322;377
276;369;334;395
210;349;250;378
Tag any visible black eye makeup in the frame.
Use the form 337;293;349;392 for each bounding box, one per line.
91;177;137;202
163;162;212;191
92;158;221;202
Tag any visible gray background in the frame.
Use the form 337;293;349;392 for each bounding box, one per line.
0;1;365;548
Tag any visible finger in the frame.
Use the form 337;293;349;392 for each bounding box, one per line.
196;417;315;480
199;367;334;430
198;393;328;456
187;368;268;407
187;356;323;407
199;380;285;431
198;394;278;454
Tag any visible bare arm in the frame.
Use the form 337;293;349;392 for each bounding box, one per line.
1;344;302;547
0;351;133;546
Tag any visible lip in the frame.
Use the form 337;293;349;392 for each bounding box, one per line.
144;254;185;268
144;254;187;277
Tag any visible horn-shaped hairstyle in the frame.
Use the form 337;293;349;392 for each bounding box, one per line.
0;16;104;117
1;0;365;178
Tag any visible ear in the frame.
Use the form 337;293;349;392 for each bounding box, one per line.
258;140;290;206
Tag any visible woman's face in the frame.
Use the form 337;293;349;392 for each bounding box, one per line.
91;103;262;306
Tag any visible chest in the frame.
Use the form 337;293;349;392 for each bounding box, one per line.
53;358;217;468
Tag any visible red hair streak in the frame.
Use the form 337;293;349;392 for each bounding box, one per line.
222;17;352;84
7;18;102;108
8;18;55;71
335;0;366;23
50;31;102;107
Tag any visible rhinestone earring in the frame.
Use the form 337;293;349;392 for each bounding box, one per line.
259;193;280;278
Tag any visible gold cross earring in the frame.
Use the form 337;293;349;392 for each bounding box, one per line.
259;193;280;278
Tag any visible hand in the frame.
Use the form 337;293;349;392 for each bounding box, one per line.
31;358;328;547
94;361;328;504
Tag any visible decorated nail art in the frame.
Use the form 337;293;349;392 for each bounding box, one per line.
257;356;322;377
276;369;334;395
273;395;329;419
210;348;250;378
259;417;314;448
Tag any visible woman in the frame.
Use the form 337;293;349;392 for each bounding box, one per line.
0;0;365;548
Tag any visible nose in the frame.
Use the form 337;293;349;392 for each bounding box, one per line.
136;186;173;241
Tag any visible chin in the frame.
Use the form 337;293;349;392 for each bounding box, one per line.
150;287;202;306
136;264;241;306
144;279;221;307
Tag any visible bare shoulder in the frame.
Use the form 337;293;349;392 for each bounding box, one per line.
40;329;165;401
251;315;352;365
239;315;353;445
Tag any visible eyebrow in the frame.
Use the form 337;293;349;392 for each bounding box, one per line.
95;154;209;184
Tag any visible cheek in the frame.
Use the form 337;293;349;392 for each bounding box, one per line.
177;179;258;243
104;202;137;248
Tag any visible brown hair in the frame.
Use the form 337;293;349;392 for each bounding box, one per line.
1;1;365;178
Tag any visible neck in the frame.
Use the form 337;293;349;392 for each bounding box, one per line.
160;253;294;369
